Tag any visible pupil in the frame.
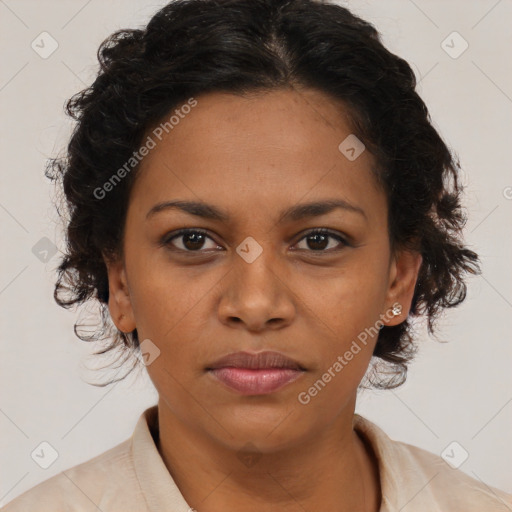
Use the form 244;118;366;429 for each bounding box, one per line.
308;233;328;250
184;233;205;250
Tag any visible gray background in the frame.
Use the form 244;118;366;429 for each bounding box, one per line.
1;0;511;505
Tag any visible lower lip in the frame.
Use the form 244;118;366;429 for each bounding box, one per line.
208;367;304;395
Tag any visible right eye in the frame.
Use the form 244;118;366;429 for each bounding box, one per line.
161;229;223;253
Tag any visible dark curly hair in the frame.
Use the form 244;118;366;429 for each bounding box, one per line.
47;0;480;389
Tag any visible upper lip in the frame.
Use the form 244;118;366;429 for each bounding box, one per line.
206;351;306;371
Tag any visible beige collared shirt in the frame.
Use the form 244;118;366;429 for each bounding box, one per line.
3;405;511;511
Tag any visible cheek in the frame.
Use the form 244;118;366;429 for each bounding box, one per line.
295;251;389;388
299;251;389;334
127;253;219;340
126;258;231;397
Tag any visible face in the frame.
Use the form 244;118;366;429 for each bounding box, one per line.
105;87;421;452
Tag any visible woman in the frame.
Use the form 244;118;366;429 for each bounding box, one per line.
3;0;511;510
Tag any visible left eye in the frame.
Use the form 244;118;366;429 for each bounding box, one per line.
294;229;347;252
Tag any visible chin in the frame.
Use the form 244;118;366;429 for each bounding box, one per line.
208;404;314;453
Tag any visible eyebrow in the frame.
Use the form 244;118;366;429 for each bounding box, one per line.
145;198;367;223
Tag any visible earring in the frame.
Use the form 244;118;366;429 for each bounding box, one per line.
391;304;402;317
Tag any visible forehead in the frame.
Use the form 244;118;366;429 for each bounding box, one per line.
130;87;384;226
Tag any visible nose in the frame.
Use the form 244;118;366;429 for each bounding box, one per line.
217;243;296;333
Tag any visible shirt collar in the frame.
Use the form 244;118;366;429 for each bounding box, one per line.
130;405;433;512
353;413;400;512
352;413;442;512
130;405;192;511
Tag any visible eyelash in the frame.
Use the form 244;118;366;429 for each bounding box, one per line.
160;228;349;254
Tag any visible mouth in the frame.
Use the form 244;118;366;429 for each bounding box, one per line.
206;351;306;396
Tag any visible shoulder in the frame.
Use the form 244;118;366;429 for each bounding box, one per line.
1;439;147;512
353;414;512;512
392;439;512;511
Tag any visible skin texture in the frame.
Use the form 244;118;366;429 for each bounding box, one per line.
104;86;422;512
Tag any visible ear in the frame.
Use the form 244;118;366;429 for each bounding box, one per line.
103;254;136;334
382;248;423;327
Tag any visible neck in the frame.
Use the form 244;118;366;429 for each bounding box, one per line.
155;398;381;512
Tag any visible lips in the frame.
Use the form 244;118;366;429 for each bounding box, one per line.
206;350;306;371
206;351;306;395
